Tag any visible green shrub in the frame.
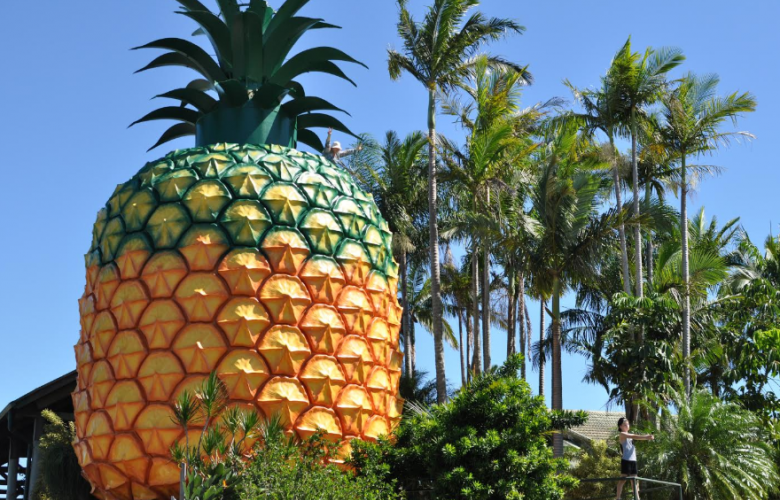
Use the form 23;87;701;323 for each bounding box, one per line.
33;410;92;500
169;373;399;500
564;440;621;500
237;421;400;500
352;355;586;500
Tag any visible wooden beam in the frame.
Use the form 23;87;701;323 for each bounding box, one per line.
26;418;43;500
6;440;18;500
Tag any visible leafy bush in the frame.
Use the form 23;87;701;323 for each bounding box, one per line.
33;410;92;500
169;372;398;500
352;355;586;500
564;440;621;500
237;424;400;500
641;387;780;500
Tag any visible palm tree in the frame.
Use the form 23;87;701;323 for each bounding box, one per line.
388;0;528;402
529;124;637;456
495;184;540;379
441;55;542;372
609;37;684;298
643;387;780;500
404;262;458;364
441;259;473;385
563;78;632;294
655;72;756;394
347;131;428;374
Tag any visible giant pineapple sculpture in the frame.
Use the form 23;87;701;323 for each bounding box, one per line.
71;2;403;498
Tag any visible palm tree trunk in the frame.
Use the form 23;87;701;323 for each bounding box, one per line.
526;301;532;360
631;120;644;299
681;153;691;397
507;268;516;357
401;251;412;375
645;183;654;286
482;190;491;371
466;307;473;382
427;89;446;404
411;321;416;372
472;247;481;375
611;136;632;295
518;271;526;380
539;299;546;398
458;310;466;387
551;276;564;457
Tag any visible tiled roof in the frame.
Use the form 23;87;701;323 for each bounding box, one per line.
569;410;624;443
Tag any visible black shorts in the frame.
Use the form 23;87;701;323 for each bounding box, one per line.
621;460;638;476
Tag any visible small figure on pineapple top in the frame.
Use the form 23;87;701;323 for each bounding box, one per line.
323;127;362;163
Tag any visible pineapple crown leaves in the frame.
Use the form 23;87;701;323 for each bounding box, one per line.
131;0;367;151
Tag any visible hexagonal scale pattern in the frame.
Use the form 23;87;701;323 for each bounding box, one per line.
74;144;403;499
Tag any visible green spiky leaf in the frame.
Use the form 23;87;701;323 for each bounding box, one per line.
174;0;211;13
272;47;367;87
187;79;213;92
274;58;358;88
135;52;216;81
296;128;325;152
147;123;197;151
231;11;265;82
177;10;234;66
214;79;250;106
131;106;201;127
263;0;310;38
263;17;332;75
252;83;292;108
297;113;358;139
215;0;240;25
248;0;274;28
282;96;350;117
287;81;305;98
155;88;217;113
133;38;226;81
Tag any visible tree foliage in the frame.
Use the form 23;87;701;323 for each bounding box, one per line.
33;410;92;500
565;441;621;500
353;355;586;500
641;388;780;500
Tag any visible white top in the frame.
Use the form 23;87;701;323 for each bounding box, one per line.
622;437;636;461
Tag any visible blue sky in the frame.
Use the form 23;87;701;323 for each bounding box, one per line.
0;0;778;413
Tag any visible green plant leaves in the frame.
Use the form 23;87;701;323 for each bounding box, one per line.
282;96;350;117
147;123;197;151
177;9;234;67
298;113;358;139
135;0;365;149
131;106;201;127
156;88;217;113
296;129;324;152
273;47;366;87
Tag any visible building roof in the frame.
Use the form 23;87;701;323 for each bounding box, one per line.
567;410;624;447
0;371;77;455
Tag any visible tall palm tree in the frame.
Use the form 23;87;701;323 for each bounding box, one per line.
388;0;528;401
563;78;631;294
495;183;540;379
655;72;756;395
530;124;636;456
442;55;540;371
610;37;684;298
347;131;428;374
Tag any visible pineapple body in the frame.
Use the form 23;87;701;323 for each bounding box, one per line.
72;143;403;500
